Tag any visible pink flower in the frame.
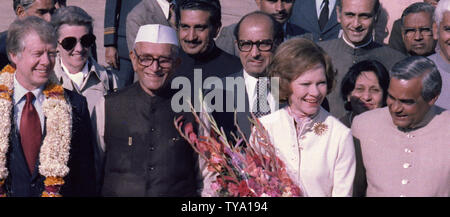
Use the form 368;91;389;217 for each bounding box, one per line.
228;182;239;197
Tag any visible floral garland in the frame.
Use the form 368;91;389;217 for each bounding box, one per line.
0;64;72;197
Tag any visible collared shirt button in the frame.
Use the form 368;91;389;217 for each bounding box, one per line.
150;128;155;132
404;148;412;153
150;146;155;151
401;179;409;185
400;195;406;197
403;163;411;168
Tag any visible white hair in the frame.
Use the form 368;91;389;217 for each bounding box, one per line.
434;0;450;25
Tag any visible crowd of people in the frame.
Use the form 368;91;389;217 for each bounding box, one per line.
0;0;447;197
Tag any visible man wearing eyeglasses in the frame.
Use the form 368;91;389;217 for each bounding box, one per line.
94;24;202;196
216;0;312;57
400;2;437;56
0;0;57;71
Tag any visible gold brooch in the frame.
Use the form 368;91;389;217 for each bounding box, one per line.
312;122;328;136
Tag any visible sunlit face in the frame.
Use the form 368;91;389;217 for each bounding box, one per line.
256;0;295;24
130;42;177;96
19;0;56;22
433;11;450;63
11;31;57;91
178;9;217;55
386;77;436;129
402;12;436;56
348;71;383;115
238;15;275;77
289;64;328;117
337;0;377;46
57;25;91;73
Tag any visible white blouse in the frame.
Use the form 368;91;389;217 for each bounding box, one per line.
257;107;356;197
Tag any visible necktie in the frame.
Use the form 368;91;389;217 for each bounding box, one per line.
318;0;329;31
20;92;42;174
252;78;271;118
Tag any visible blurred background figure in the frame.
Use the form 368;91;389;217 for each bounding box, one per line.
289;0;341;42
429;0;449;109
340;60;390;127
1;0;57;70
104;0;141;88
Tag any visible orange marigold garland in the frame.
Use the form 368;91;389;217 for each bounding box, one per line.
0;64;72;197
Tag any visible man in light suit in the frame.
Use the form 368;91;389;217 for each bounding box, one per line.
4;16;96;197
215;0;311;57
289;0;341;42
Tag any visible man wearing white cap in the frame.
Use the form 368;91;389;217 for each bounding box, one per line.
93;24;202;196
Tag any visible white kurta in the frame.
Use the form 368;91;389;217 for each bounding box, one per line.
257;107;356;197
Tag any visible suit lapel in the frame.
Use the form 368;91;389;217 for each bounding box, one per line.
150;0;170;26
323;6;339;33
301;0;321;34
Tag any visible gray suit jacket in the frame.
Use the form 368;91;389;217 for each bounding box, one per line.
126;0;170;52
215;22;313;57
289;0;340;42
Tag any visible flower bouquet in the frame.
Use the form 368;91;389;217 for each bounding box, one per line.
174;107;301;197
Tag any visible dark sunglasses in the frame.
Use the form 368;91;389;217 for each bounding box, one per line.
58;34;96;51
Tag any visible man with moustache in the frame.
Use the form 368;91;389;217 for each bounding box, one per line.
202;11;284;196
428;0;449;109
0;0;57;70
94;24;201;196
352;56;450;197
318;0;405;118
389;2;437;56
216;0;311;57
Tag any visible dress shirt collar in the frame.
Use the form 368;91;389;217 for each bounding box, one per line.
157;0;172;19
13;73;45;106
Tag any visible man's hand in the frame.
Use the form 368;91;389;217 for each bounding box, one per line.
105;46;119;69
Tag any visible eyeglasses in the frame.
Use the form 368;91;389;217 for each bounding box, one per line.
237;40;274;52
58;34;96;51
133;49;174;68
403;27;433;37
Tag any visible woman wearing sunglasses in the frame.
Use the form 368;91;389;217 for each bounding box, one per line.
51;6;117;115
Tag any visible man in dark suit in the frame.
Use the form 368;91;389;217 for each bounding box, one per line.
208;11;283;141
95;24;201;197
3;16;96;197
104;0;141;88
289;0;341;42
0;0;57;70
216;0;312;57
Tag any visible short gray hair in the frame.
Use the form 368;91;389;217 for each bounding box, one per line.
6;16;56;59
434;0;450;26
51;6;94;39
390;56;442;102
401;2;435;26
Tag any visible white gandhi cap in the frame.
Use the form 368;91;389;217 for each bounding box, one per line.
134;24;179;46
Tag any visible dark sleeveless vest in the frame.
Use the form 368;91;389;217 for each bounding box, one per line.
101;83;199;197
